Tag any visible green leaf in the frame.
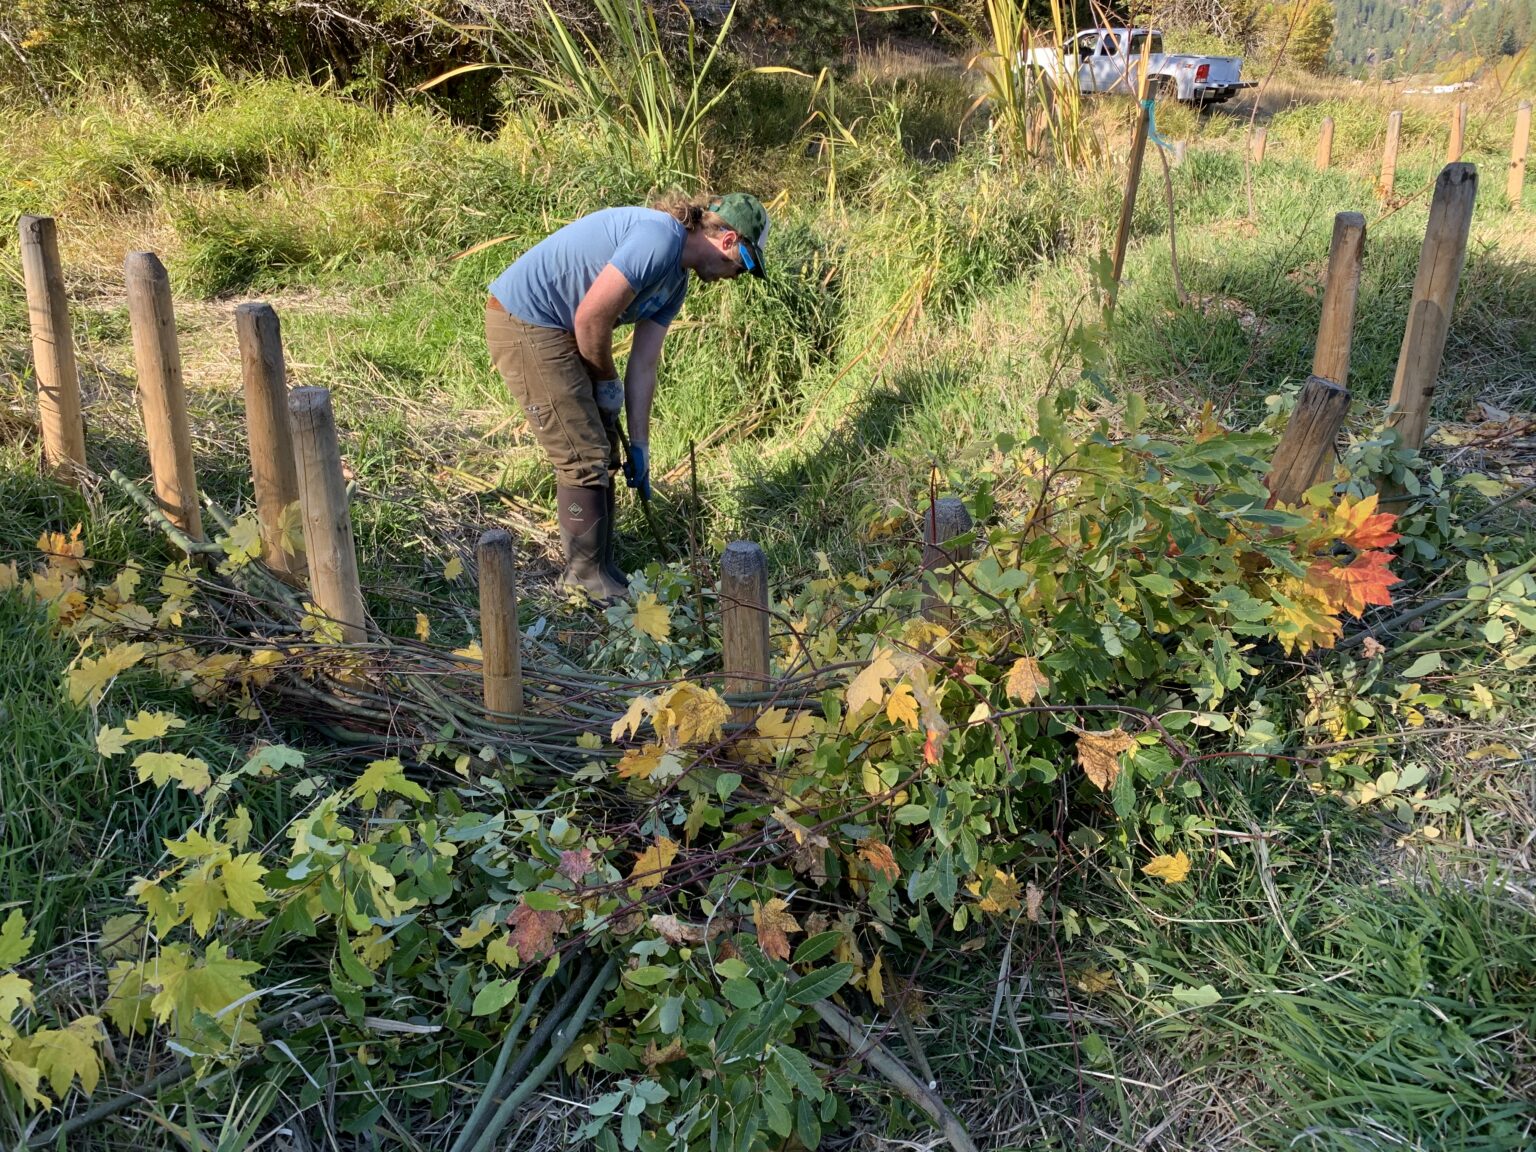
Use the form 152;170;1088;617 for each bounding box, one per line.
471;977;521;1017
715;772;742;802
714;957;750;980
522;891;564;911
893;804;930;825
773;1045;824;1100
623;965;675;987
1133;573;1181;596
720;977;762;1009
795;1094;822;1149
788;963;853;1005
791;931;841;966
1401;652;1443;678
1169;983;1222;1007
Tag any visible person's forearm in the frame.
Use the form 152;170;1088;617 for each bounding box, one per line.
625;367;656;445
574;315;618;381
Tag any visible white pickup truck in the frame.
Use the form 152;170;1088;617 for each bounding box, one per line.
1020;27;1253;105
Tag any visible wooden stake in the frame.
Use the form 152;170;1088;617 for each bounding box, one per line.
1316;117;1334;170
18;216;87;485
1172;140;1187;167
720;540;770;715
1447;100;1467;163
1108;99;1151;313
235;302;303;579
1380;110;1402;200
1251;125;1267;165
288;387;366;643
124;252;202;542
1509;101;1531;207
1312;212;1367;386
1386;163;1478;456
922;497;974;620
1265;376;1351;506
477;529;524;718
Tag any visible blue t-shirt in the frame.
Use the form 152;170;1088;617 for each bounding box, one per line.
488;207;689;332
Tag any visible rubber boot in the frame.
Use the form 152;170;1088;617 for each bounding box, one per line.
601;483;628;587
556;485;628;604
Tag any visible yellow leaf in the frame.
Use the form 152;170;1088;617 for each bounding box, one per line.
66;643;147;706
176;862;225;937
846;648;897;717
616;743;669;781
629;836;679;890
112;564;142;603
1006;657;1050;704
222;806;253;851
0;560;18;592
967;701;991;724
485;934;518;969
276;500;305;557
967;868;1022;916
452;639;483;664
124;710;186;742
133;751;211;794
631;592;672;643
1467;743;1518;761
452;917;498;949
414;612;431;642
12;1016;105;1098
885;683;920;730
249;648;283;668
0;971;35;1020
1075;968;1116;995
576;731;602;750
1142;850;1191;885
102;961;151;1036
128;874;185;936
219;853;268;919
218;515;263;568
0;909;35;966
351;757;430;809
752;897;800;961
98;914;145;962
651;682;729;751
1076;729;1136;792
867;950;886;1006
443;555;464;581
95;726;131;757
611;694;654;743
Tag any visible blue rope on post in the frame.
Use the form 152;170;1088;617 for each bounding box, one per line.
1140;98;1174;152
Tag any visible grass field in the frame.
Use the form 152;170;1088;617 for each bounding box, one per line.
1;43;1534;1151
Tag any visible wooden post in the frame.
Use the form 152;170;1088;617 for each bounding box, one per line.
1315;117;1334;170
1312;212;1367;386
1251;125;1268;166
288;387;365;643
1385;163;1478;457
1265;376;1351;505
18;216;87;485
922;497;974;620
1447;101;1466;163
1380;110;1402;200
1172;140;1187;167
235;302;303;579
1108;99;1151;312
720;540;770;715
124;252;202;542
477;529;524;717
1509;101;1531;206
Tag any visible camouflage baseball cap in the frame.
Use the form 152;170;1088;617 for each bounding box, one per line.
707;192;770;279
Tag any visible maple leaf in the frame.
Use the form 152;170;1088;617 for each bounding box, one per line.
133;751;211;794
219;854;268;919
576;731;602;750
443;555;464;581
275;500;305;557
629;836;679;890
1076;729;1136;792
351;757;430;809
1005;656;1050;704
1142;850;1191;885
611;693;655;742
859;840;900;882
845;648;897;717
151;941;263;1042
631;592;672;643
451;916;499;950
0;971;34;1020
125;710;186;741
222;806;253;851
753;897;800;961
1271;578;1344;655
0;910;35;967
13;1016;105;1098
102;962;151;1036
219;515;263;568
1306;550;1399;617
558;848;594;882
506;901;562;965
176;861;225;937
642;1037;688;1069
485;935;519;968
1330;493;1400;551
129;874;185;936
95;726;131;757
652;682;729;750
97;913;145;962
968;868;1022;916
36;524;86;572
66;642;147;706
616;743;679;781
885;683;920;730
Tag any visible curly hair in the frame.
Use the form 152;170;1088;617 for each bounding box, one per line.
650;191;729;234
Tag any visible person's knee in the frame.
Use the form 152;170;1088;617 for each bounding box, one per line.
554;454;610;489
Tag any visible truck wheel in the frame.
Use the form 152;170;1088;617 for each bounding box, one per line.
1150;76;1177;103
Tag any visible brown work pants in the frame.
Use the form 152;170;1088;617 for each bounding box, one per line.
485;298;619;489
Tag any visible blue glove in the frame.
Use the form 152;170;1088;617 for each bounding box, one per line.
623;441;652;501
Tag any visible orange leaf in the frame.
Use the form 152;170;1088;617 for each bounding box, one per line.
1332;493;1400;551
1076;729;1135;792
506;900;562;965
752;897;800;961
922;727;945;765
859;840;900;882
1005;657;1050;704
1306;549;1399;617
